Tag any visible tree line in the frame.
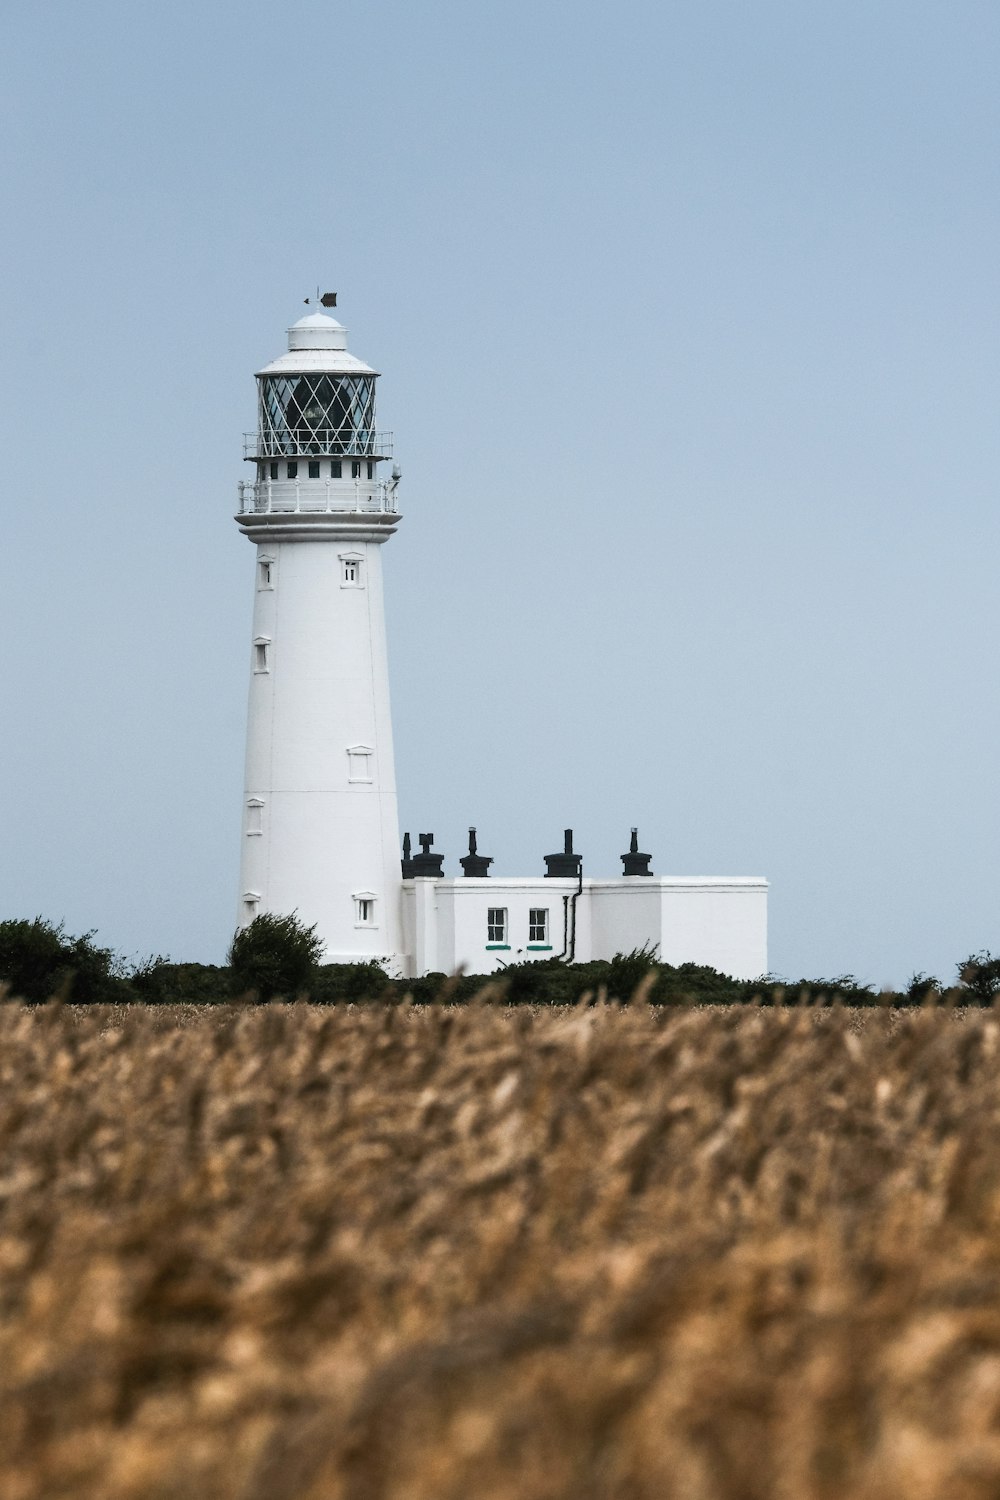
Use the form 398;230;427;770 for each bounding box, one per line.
1;913;999;1008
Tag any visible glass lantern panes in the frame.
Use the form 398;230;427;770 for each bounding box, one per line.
257;373;377;456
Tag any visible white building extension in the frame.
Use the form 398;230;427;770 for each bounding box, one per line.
235;302;768;981
399;831;767;981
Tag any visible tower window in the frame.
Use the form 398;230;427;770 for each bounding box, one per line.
257;557;273;590
353;892;377;927
528;908;549;944
347;745;373;783
308;460;320;479
339;552;364;588
331;460;342;478
243;892;261;921
487;907;508;945
253;637;271;673
286;461;298;479
269;462;279;481
246;798;264;835
367;461;374;479
351;460;361;479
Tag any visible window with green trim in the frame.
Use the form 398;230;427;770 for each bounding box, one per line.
529;908;548;944
487;908;507;944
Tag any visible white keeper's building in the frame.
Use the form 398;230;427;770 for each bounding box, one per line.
236;303;768;981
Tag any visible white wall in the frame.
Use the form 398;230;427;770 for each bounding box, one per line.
591;879;768;981
399;876;768;981
239;533;403;963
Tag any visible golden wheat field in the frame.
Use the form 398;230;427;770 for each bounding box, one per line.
3;998;1000;1499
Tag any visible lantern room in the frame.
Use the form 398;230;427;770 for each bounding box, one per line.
240;310;396;517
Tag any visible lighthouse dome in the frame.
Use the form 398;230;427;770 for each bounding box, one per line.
288;312;348;350
256;309;377;377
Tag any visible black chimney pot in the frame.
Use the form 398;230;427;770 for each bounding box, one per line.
410;831;445;878
460;826;493;877
544;827;583;879
621;826;653;876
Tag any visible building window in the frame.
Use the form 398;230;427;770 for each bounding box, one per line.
246;798;264;836
243;892;260;921
257;557;273;589
287;461;298;479
367;461;374;479
253;637;270;673
347;745;373;783
331;460;342;478
308;459;321;479
353;892;377;927
269;462;279;480
487;907;508;945
351;460;361;479
339;552;364;588
528;908;549;944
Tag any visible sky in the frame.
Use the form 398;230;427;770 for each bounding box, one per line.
0;0;997;987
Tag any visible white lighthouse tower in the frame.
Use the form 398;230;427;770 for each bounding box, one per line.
235;302;403;963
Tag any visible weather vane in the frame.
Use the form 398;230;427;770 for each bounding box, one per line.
304;288;337;308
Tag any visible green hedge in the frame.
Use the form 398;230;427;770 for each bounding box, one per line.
2;918;999;1008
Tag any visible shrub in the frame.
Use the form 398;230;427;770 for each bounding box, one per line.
958;951;1000;1004
308;959;392;1005
130;961;231;1006
501;957;585;1006
606;944;660;1002
0;917;127;1004
906;971;941;1004
227;913;323;1001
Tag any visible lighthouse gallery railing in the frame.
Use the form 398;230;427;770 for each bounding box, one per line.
237;479;400;515
243;430;393;460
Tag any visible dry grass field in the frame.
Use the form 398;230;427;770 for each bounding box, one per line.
3;997;1000;1499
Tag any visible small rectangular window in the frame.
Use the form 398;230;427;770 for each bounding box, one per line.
269;462;279;480
287;461;298;479
340;554;364;588
367;461;374;479
243;893;260;921
351;460;361;479
347;746;372;782
528;908;549;944
246;799;264;836
331;460;342;478
308;460;320;478
353;894;377;927
258;558;273;589
253;641;270;673
487;907;508;945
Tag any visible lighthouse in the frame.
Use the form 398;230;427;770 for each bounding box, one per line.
235;302;404;964
232;300;769;983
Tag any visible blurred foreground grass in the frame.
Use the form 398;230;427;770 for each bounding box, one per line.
3;999;1000;1499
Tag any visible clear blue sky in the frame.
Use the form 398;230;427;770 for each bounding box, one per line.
1;0;997;986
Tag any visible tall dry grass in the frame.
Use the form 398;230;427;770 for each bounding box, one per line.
2;998;1000;1498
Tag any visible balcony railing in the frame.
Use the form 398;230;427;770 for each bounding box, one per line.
237;478;400;516
244;430;393;460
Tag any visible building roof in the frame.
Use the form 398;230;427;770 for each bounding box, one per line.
255;311;378;378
